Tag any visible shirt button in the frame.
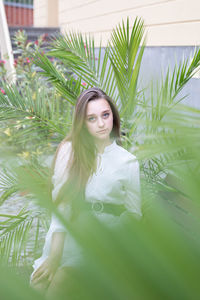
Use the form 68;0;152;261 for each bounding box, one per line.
92;201;104;213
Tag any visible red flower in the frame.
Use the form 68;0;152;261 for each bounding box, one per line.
0;88;6;95
0;60;6;64
26;57;31;63
34;40;39;45
42;33;48;41
82;82;87;86
14;59;18;67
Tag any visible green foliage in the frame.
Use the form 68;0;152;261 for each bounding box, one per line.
0;82;69;146
0;168;18;206
13;133;200;299
0;206;48;268
0;159;50;268
148;48;200;122
0;265;45;300
108;17;145;118
34;51;81;104
0;30;72;154
0;59;7;84
0;17;200;299
0;209;33;266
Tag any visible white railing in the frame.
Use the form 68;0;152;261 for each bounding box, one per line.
0;0;16;83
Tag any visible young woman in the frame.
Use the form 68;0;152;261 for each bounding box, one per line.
30;87;142;295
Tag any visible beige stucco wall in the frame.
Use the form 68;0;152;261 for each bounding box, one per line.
34;0;200;46
34;0;58;27
34;0;48;27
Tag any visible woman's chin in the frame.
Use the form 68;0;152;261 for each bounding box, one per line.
95;133;109;140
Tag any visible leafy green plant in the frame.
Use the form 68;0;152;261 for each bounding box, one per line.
0;209;33;266
0;59;7;86
0;159;50;268
12;124;200;299
0;30;72;155
12;29;47;88
33;17;200;152
0;17;200;290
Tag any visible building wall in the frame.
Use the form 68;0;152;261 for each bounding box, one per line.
34;0;200;46
34;0;58;27
59;0;200;46
33;0;200;107
5;3;33;27
34;0;48;27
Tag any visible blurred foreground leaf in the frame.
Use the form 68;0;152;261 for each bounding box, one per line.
0;265;45;300
14;155;200;300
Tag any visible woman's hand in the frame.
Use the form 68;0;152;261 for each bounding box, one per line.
31;256;59;285
31;232;65;292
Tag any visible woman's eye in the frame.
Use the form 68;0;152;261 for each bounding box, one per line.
88;116;95;122
103;113;109;118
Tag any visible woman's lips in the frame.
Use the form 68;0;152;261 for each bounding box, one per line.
97;129;107;133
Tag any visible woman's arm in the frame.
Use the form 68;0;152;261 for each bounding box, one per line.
31;142;71;284
31;231;66;283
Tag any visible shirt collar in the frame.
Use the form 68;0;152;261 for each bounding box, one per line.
101;140;117;155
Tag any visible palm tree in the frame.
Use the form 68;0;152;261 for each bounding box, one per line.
0;17;200;294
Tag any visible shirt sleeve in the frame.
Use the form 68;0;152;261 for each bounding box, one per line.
51;141;72;190
50;141;72;233
123;158;142;217
50;203;71;233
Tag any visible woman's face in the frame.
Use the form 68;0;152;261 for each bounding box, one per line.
85;98;113;142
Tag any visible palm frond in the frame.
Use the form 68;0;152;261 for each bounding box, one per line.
0;168;18;205
149;47;200;121
0;82;71;144
0;209;31;266
34;51;81;104
108;17;146;118
49;32;100;86
136;104;200;184
0;208;48;267
42;32;118;99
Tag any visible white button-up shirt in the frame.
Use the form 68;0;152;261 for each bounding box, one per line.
32;140;141;271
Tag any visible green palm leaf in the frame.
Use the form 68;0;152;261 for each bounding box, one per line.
0;168;19;205
149;47;200;122
34;51;82;104
0;209;31;266
32;18;146;144
49;33;99;85
36;25;133;101
0;82;71;144
108;17;146;118
0;206;48;267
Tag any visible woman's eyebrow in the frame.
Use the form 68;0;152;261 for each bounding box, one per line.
87;109;110;117
87;113;96;117
101;109;110;113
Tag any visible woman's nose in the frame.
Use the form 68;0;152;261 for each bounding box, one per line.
97;117;104;127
